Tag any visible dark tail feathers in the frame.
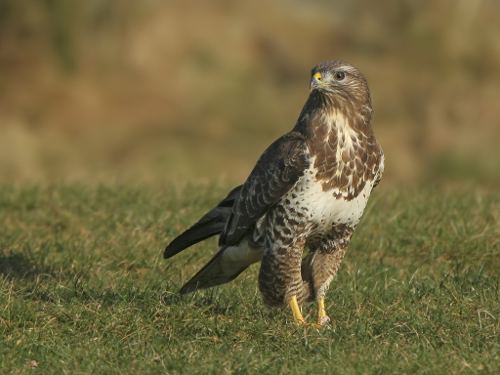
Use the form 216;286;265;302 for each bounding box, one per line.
164;185;242;259
180;240;262;294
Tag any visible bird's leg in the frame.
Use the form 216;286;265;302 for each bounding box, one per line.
304;228;353;327
259;228;310;325
288;295;306;325
316;297;330;326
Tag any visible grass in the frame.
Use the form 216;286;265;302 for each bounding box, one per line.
0;184;498;374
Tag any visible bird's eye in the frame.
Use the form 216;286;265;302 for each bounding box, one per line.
334;71;346;81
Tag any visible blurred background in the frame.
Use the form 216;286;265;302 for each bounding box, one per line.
0;0;499;188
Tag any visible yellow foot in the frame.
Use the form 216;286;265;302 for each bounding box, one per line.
317;315;331;326
288;295;306;325
316;297;331;327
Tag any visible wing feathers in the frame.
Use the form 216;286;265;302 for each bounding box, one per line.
220;131;309;245
163;185;242;259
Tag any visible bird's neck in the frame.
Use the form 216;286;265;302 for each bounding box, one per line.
295;91;379;200
294;90;372;138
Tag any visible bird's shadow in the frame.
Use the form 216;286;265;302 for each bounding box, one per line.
0;252;150;306
1;252;239;318
0;252;54;280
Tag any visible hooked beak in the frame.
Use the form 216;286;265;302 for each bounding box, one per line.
310;72;323;91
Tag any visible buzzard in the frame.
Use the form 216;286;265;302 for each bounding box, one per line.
164;61;384;326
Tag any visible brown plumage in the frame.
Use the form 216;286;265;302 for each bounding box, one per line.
164;60;384;326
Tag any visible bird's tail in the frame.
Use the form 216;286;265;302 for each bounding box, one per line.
164;186;241;259
180;239;263;294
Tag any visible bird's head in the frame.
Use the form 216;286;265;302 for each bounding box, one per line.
310;61;371;107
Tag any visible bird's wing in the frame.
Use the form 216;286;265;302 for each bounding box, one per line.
220;131;309;246
164;185;242;258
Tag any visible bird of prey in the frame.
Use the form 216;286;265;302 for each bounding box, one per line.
164;61;384;326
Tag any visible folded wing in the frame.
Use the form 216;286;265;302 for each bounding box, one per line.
164;185;242;259
220;131;309;246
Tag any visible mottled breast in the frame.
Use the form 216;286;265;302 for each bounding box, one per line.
284;164;375;233
286;108;384;234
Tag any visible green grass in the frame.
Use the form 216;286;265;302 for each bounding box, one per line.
0;184;498;374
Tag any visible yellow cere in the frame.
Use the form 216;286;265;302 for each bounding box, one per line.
313;72;322;80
